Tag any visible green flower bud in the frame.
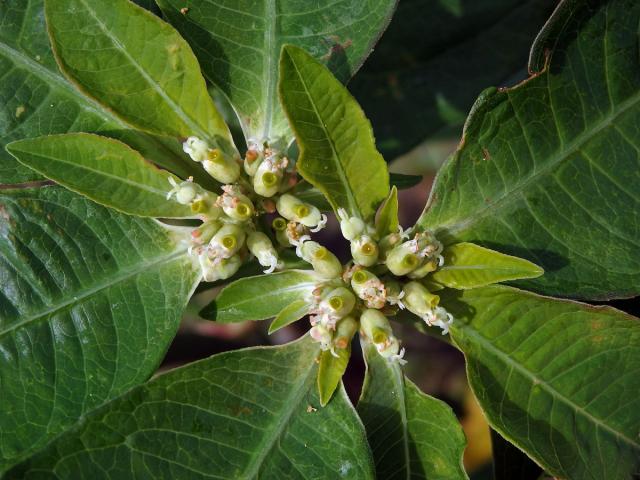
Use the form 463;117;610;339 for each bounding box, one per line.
243;147;263;176
407;258;439;279
247;231;280;273
210;224;246;257
218;187;255;221
199;253;242;282
351;235;379;267
191;220;223;248
253;160;283;197
183;136;209;162
276;194;323;228
321;287;356;319
202;148;241;184
379;233;401;257
271;217;291;247
189;191;222;219
386;242;421;276
351;269;386;309
333;316;358;350
337;208;365;240
301;241;343;279
360;309;405;363
310;324;333;351
402;281;440;317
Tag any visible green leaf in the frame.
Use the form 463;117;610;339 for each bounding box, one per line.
269;299;309;334
444;285;640;479
201;270;320;323
0;186;200;471
0;0;206;185
418;0;640;300
5;337;375;479
6;133;194;218
357;342;468;479
376;185;398;238
351;0;557;158
279;45;389;220
45;0;235;153
156;0;397;142
430;242;543;289
317;347;351;407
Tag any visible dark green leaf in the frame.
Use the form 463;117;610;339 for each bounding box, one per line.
279;45;389;220
418;0;640;300
6;337;375;479
430;242;543;289
376;185;398;238
157;0;397;141
351;0;557;158
7;133;194;218
45;0;235;153
0;0;203;185
269;299;309;334
201;270;320;322
445;285;640;479
317;347;350;407
0;186;200;471
357;342;468;479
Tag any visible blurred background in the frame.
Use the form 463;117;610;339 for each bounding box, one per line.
157;1;638;478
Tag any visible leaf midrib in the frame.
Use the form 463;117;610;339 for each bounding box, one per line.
390;361;412;480
0;248;189;340
456;322;640;450
432;86;640;236
240;348;318;479
74;0;209;140
286;50;361;217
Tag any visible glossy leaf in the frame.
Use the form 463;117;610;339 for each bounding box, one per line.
6;133;194;218
45;0;235;153
430;242;543;289
376;185;398;238
5;337;375;479
317;347;350;407
351;0;557;158
445;285;640;479
418;0;640;300
357;342;468;479
279;45;389;220
269;299;309;334
157;0;397;141
0;0;203;185
0;186;200;471
201;269;320;322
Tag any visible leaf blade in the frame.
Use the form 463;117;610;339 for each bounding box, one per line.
45;0;234;152
430;242;543;289
417;0;640;299
445;285;640;479
269;299;309;334
7;133;193;218
201;270;320;323
6;338;375;479
376;185;399;238
279;45;389;220
0;186;200;471
357;343;468;480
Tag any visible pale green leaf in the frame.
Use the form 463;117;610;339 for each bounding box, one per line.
5;337;375;479
0;0;206;185
279;44;389;220
357;343;468;479
45;0;235;153
445;285;640;479
6;133;194;218
430;242;543;289
157;0;397;141
417;0;640;299
269;299;309;334
0;186;200;471
376;185;398;238
201;270;321;322
317;347;350;407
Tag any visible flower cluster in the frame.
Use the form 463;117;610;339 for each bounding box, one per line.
169;135;453;365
